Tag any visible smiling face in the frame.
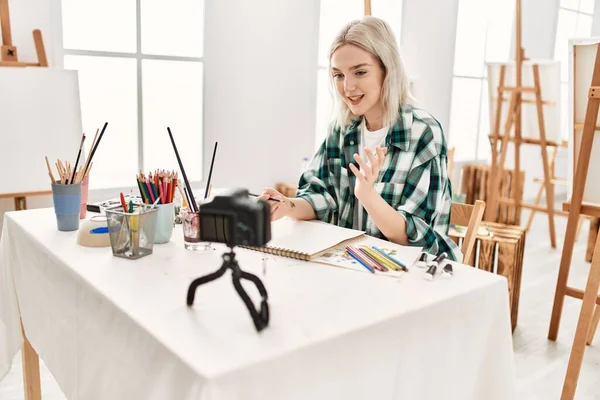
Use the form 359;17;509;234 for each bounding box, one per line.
330;44;385;129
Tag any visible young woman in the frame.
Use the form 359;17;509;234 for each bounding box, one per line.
259;16;460;261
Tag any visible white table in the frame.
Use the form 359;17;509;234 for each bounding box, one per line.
0;208;516;400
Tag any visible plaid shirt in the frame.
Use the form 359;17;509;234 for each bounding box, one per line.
296;104;461;262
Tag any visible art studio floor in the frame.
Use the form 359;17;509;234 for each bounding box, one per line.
1;212;600;400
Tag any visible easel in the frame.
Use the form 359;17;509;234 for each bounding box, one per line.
0;0;47;67
547;43;600;400
485;0;558;248
364;0;371;16
0;0;50;211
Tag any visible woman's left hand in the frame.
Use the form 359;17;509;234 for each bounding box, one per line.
349;146;387;201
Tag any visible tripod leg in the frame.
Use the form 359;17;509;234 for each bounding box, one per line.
186;264;228;306
231;275;269;332
239;270;269;299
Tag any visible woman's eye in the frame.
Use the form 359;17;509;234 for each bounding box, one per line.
333;73;343;79
356;70;367;76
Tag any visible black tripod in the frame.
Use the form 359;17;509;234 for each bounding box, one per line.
186;249;270;332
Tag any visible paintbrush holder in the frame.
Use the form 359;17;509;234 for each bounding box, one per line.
105;205;158;260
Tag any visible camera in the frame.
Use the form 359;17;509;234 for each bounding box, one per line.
198;188;271;248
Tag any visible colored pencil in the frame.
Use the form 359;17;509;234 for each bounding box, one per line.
372;246;408;272
345;246;375;273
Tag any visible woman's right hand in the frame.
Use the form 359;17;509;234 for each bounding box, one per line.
258;188;291;221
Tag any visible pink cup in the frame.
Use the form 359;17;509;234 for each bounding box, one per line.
80;176;89;219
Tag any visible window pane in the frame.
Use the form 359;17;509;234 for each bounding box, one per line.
576;14;593;37
579;0;595;14
62;0;136;52
477;79;491;161
554;9;578;82
315;68;334;148
372;0;403;46
448;77;482;161
141;0;204;57
453;0;488;77
142;60;203;181
560;0;580;11
64;56;138;189
318;0;363;66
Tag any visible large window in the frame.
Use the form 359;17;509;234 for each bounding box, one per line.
62;0;204;189
315;1;403;146
448;0;514;162
554;0;595;139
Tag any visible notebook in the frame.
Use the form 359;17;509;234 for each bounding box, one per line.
246;218;423;277
247;217;365;260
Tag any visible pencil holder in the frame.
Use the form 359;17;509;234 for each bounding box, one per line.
153;203;174;244
80;176;89;219
52;182;82;231
105;205;158;260
181;206;211;251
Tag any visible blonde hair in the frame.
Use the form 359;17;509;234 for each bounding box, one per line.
328;16;412;130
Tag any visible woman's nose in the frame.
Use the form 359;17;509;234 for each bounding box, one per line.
344;77;356;92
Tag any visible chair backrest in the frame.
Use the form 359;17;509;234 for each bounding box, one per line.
450;200;486;263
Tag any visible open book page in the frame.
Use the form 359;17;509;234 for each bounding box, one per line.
312;235;423;278
264;217;365;257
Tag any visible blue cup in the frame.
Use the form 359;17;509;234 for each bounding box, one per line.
52;182;82;231
153;203;174;244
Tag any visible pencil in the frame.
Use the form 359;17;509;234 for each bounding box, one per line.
357;247;388;272
167;127;198;212
372;246;408;272
45;156;56;184
345;246;375;273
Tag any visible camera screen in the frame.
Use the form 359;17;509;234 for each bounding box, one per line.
199;213;232;244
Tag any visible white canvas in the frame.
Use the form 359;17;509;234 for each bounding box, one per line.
568;38;600;206
0;68;83;195
487;60;561;143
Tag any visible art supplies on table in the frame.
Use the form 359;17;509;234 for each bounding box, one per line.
136;170;178;205
413;252;453;281
87;194;144;214
104;203;158;260
244;218;423;277
77;216;111;248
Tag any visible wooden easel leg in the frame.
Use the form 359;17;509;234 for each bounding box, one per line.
549;44;600;341
561;235;600;399
14;196;27;210
586;304;600;345
20;321;41;400
533;64;557;248
486;91;518;222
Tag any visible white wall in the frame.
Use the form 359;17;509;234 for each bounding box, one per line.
400;0;459;134
0;0;64;230
202;0;319;193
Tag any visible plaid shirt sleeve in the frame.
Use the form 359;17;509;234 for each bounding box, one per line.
396;127;462;262
294;141;338;223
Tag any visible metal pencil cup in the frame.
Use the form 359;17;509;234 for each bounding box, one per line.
105;205;158;259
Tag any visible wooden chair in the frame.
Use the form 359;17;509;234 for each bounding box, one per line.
450;200;486;263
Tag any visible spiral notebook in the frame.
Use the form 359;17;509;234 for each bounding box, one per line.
247;217;365;260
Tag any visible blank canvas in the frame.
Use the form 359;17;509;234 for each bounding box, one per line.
568;38;600;205
487;60;561;143
0;68;83;195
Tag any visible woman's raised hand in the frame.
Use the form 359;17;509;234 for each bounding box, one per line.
349;146;387;201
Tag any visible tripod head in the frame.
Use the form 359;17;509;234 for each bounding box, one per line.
186;247;270;332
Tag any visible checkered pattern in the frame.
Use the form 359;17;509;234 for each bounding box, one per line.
296;105;461;261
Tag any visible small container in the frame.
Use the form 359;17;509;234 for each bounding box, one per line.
80;176;90;219
51;181;82;231
181;206;211;251
105;205;158;259
153;203;175;244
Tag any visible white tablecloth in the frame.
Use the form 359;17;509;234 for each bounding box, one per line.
0;209;516;400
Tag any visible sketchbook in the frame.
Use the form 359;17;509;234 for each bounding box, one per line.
246;218;423;276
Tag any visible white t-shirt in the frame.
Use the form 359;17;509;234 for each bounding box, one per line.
353;120;389;230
